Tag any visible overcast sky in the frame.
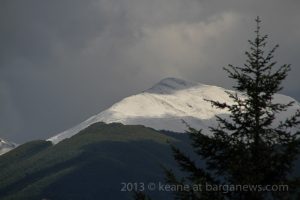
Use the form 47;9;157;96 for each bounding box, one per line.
0;0;299;143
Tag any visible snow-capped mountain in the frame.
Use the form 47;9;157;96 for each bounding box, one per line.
0;138;17;155
48;77;300;144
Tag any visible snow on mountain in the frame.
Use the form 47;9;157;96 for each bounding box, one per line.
0;138;17;156
48;77;300;144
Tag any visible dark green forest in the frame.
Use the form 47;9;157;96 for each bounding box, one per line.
0;123;195;200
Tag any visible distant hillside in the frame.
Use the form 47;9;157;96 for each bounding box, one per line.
0;123;193;200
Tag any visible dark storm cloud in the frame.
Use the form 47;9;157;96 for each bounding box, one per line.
0;0;299;143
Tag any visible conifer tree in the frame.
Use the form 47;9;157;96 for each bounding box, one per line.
165;17;300;200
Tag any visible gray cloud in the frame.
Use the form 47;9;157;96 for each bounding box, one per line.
0;0;299;143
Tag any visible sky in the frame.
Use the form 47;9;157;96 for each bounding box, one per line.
0;0;299;143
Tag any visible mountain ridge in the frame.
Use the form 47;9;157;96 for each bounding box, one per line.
48;77;300;144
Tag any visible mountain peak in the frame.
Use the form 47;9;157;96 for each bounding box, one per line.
147;77;200;94
48;78;300;144
159;77;192;84
0;138;17;155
